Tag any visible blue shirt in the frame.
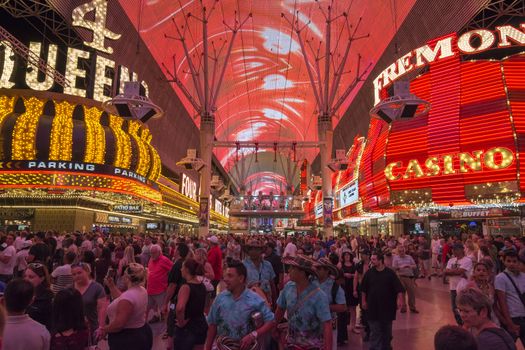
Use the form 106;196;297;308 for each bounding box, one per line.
207;288;274;340
243;258;276;295
317;278;346;319
276;281;332;348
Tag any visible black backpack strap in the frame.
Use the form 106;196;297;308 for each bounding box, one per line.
503;272;525;307
331;280;338;305
482;328;515;350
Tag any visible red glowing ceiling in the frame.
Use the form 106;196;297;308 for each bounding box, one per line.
117;0;416;193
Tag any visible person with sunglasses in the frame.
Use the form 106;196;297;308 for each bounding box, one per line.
24;262;53;331
72;262;107;341
101;263;152;350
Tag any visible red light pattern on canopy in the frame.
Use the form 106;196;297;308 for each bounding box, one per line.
117;0;416;191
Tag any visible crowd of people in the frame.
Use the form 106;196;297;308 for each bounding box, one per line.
0;229;522;349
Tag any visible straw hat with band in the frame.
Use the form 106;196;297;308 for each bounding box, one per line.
282;254;318;278
243;239;266;252
314;257;339;277
216;335;259;350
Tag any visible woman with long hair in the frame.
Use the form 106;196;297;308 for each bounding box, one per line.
24;262;54;331
50;288;89;349
173;258;207;350
72;262;107;338
102;263;152;350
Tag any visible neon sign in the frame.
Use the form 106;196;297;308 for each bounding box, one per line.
373;23;525;105
385;147;515;181
181;173;198;201
0;0;148;102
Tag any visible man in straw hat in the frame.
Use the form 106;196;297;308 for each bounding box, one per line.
243;239;277;304
275;255;332;350
315;258;347;349
205;261;275;350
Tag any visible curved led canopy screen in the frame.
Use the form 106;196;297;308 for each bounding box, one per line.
117;0;415;192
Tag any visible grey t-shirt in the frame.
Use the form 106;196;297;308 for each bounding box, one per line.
82;281;106;329
477;328;516;350
495;271;525;318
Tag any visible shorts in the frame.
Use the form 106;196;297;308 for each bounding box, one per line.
148;291;166;309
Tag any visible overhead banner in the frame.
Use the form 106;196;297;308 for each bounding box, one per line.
339;181;359;208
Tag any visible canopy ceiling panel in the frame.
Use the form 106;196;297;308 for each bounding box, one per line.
117;0;416;191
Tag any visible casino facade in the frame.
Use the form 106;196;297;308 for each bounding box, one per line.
304;24;525;238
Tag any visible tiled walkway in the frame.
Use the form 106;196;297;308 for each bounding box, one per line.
101;277;525;349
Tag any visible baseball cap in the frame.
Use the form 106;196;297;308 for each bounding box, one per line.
207;235;219;244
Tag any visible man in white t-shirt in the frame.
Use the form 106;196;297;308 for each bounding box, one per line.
431;234;441;277
445;242;472;325
13;231;27;251
0;233;17;283
283;237;297;258
495;249;525;346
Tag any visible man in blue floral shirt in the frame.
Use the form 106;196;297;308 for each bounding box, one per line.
275;255;333;350
205;261;275;350
315;258;347;349
243;239;276;303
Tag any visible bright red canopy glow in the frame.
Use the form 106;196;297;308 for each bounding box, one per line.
118;0;415;191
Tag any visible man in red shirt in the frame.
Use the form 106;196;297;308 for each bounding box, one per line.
147;244;173;323
207;235;223;298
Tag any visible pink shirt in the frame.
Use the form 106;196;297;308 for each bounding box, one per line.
147;255;173;295
207;246;223;281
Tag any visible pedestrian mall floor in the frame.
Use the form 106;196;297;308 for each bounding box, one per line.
98;277;522;349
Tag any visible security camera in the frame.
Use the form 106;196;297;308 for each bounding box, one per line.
176;149;205;172
370;81;430;123
327;149;348;172
311;176;322;190
103;82;163;123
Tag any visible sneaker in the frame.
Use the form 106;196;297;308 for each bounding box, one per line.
355;324;364;329
410;309;420;314
400;307;407;313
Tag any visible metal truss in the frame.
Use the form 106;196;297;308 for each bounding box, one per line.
463;0;525;32
0;0;84;48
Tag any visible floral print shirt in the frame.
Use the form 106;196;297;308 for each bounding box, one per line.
276;281;332;348
243;258;276;295
207;288;274;340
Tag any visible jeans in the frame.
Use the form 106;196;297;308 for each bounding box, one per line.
368;320;393;350
511;316;525;347
450;290;463;325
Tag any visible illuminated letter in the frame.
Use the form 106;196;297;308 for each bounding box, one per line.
425;156;440;176
459;150;483;173
93;55;115;102
118;65;138;94
26;42;58;91
397;51;414;76
442;154;456;175
373;75;384;106
384;161;402;181
497;24;525;47
71;0;122;54
457;29;495;54
0;41;15;88
415;37;454;67
382;62;400;87
403;159;424;179
64;47;90;97
484;147;514;170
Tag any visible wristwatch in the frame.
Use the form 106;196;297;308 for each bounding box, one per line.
250;331;258;339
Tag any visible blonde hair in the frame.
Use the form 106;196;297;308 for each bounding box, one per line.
124;263;146;286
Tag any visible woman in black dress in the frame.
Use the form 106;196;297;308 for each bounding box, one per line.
340;251;360;336
173;258;208;350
